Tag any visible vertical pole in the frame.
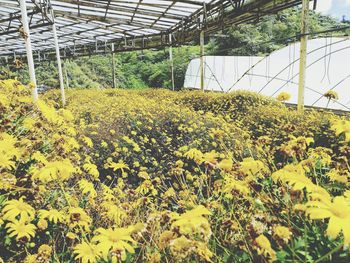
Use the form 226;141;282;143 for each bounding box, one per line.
111;43;116;88
169;34;175;91
297;0;310;113
200;30;205;92
19;0;38;101
52;11;66;106
63;64;69;89
64;60;69;89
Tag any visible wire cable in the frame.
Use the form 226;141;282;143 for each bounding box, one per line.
246;72;350;111
311;74;350;107
258;38;348;94
270;45;350;98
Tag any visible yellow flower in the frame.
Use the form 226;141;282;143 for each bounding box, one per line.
159;230;176;250
138;171;150;180
32;159;75;183
135;179;158;196
108;161;129;173
22;118;36;131
68;207;92;232
6;219;36;241
294;204;307;212
272;164;312;191
169;236;193;259
284;136;314;157
171;205;211;238
276;91;291;102
92;226;136;261
37;100;64;125
32;151;48;165
0;173;17;190
58;108;75;121
306;196;350;246
102;203;127;225
24;254;37;263
273;225;291;243
222;177;250;197
74;242;101;263
0;93;10;107
83;162;100;179
147;251;161;263
203;151;218;164
163;187;176;199
254;235;276;261
0;154;16;170
195;241;214;262
324;90;339;100
67;232;77;240
331;119;350;142
2;197;35;222
169;235;213;262
326;169;348;184
38;209;65;224
345;190;350;201
217;158;233;172
307;147;332;167
239;158;267;176
273;164;331;203
184;148;204;164
38;244;52;258
79;179;97;198
37;219;48;230
83;136;94;148
0;133;21;170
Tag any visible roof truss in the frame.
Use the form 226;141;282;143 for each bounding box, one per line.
0;0;304;62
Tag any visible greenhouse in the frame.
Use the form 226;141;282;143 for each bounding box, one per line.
1;0;350;262
185;37;350;111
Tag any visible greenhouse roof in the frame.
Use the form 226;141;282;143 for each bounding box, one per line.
0;0;303;61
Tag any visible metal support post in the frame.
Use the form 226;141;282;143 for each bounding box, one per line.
52;10;66;106
112;43;116;88
297;0;310;113
64;63;69;89
200;30;205;92
19;0;38;101
169;34;175;91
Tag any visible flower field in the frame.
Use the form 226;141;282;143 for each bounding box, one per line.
1;79;350;263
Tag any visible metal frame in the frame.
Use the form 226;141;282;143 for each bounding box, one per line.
0;0;305;63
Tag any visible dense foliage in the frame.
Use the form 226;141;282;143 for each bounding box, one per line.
1;79;350;262
208;8;347;56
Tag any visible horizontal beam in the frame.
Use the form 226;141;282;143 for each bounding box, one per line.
0;0;306;60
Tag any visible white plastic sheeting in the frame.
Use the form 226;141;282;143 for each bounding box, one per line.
184;37;350;111
184;56;263;92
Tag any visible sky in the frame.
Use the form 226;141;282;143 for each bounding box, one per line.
316;0;350;20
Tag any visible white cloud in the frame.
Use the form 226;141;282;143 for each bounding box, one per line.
315;0;332;13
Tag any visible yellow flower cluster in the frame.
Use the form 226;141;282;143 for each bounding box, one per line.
276;91;291;102
0;79;350;262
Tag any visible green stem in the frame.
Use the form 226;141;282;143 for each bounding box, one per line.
314;243;343;263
